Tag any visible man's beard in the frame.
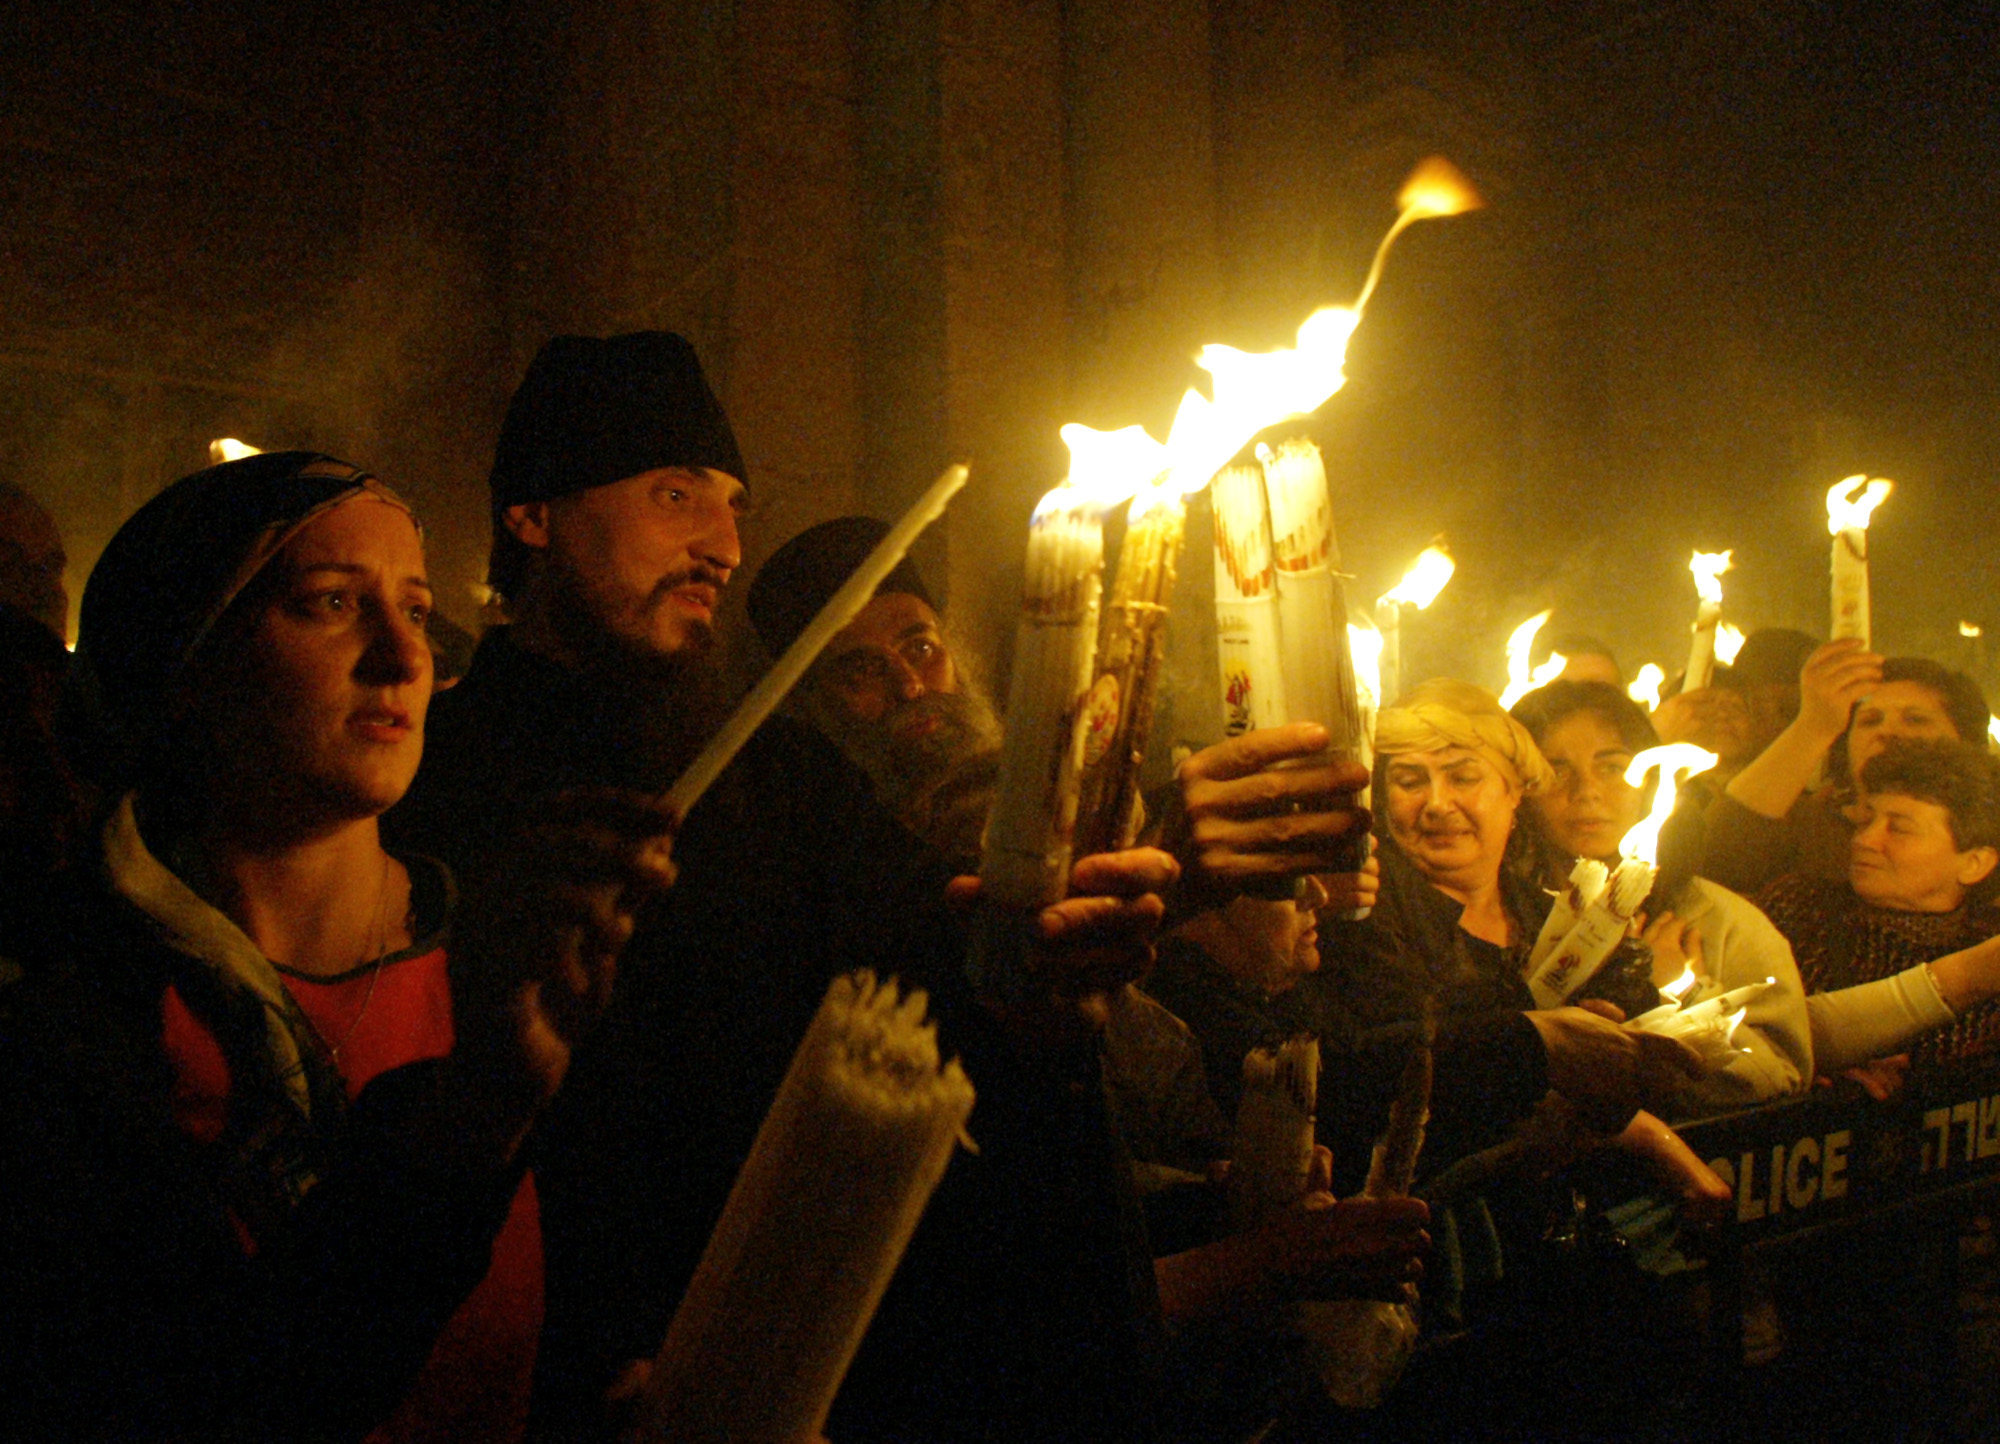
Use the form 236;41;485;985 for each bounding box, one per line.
805;683;1004;868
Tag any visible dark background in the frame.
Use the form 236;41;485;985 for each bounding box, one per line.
3;0;1993;726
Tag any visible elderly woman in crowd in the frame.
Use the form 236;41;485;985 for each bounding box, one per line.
1701;641;1990;897
0;453;673;1443
1759;738;2000;1093
1509;679;1813;1116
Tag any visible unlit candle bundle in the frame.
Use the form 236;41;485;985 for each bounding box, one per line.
1525;856;1653;1009
634;972;974;1444
1229;1035;1319;1229
1211;463;1290;737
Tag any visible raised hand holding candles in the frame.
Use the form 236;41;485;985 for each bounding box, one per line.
1683;550;1733;691
1827;475;1892;647
979;424;1166;909
1526;744;1717;1009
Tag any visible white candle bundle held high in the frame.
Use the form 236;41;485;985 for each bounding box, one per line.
1827;475;1892;648
1682;550;1732;692
634;972;974;1444
664;464;970;819
1261;439;1372;884
1212;463;1290;737
979;487;1107;909
1071;485;1186;860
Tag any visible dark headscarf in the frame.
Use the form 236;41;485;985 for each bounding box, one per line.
746;515;934;658
64;451;412;789
487;332;746;596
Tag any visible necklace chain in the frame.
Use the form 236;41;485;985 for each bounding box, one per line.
324;851;395;1066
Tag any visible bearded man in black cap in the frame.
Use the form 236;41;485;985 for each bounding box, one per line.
749;516;1002;871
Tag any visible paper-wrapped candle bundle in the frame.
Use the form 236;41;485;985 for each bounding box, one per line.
633;972;974;1444
1682;550;1732;692
1525;746;1716;1009
1211;463;1290;737
1827;475;1892;647
1629;977;1776;1070
1528;859;1610;977
1228;1035;1319;1229
1072;482;1185;860
1261;438;1373;883
979;485;1107;910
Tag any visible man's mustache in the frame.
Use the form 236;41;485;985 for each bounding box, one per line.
653;565;732;597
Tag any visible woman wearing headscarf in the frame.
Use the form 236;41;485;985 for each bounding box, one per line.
1510;679;1813;1116
0;453;672;1443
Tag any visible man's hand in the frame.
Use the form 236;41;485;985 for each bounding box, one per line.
948;848;1178;1033
1323;856;1381;917
1155;1194;1429;1322
1526;1006;1705;1128
450;789;679;1109
1173;723;1370;895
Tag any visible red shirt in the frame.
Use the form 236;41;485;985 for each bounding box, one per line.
162;943;543;1444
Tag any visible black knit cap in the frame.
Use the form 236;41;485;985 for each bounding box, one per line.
64;451;409;787
489;332;747;511
746;516;934;658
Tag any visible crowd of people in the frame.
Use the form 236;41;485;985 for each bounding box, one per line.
1;330;1996;1443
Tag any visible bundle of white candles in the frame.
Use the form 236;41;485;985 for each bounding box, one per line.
979;484;1107;909
635;972;974;1444
1212;463;1290;737
1525;745;1717;1009
1628;977;1776;1068
1682;550;1732;692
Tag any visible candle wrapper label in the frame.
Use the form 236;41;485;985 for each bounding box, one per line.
1527;858;1654;1009
1831;528;1871;646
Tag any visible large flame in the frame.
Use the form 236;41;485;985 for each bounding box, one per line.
1962;621;1983;639
1058;422;1169;508
1355;156;1486;312
1628;663;1666;711
1689;549;1732;607
1715;623;1746;666
209;437;262;464
1619;744;1719;865
1826;475;1892;534
1498;610;1564;709
1381;542;1455;609
1349;622;1384;712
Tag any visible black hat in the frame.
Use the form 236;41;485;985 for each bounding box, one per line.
66;451;410;786
488;332;746;512
747;516;934;658
1725;628;1819;689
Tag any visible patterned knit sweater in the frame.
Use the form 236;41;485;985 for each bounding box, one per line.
1758;873;2000;1068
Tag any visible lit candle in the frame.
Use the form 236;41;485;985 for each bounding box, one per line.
1826;475;1892;648
1627;664;1666;712
1682;550;1733;692
1071;478;1185;859
1497;610;1565;710
1262;439;1368;764
1526;744;1716;1009
978;489;1106;909
1528;858;1610;977
1374;541;1454;707
209;437;262;463
1211;463;1291;737
635;971;974;1444
665;464;969;818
